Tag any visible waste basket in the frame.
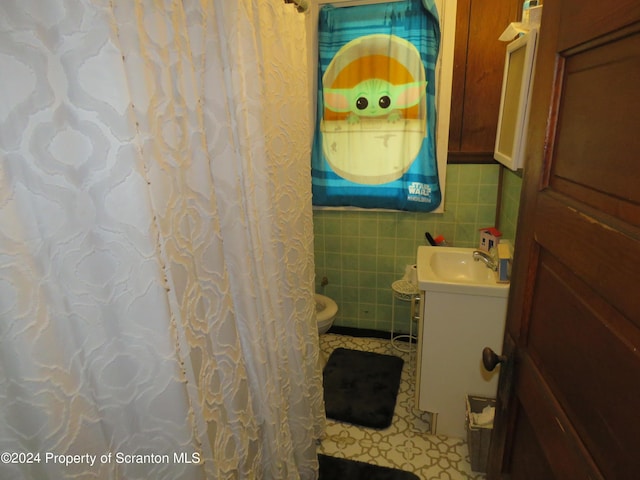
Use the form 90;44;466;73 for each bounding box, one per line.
465;395;496;473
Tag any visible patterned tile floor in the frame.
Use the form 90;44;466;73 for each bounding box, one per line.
318;333;487;480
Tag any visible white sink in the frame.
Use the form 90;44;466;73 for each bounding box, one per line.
417;246;509;297
415;245;509;437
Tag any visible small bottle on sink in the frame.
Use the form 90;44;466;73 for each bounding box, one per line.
434;235;448;247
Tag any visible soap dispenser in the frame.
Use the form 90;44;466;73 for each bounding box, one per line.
497;242;513;283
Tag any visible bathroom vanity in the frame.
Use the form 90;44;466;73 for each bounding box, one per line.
415;246;509;438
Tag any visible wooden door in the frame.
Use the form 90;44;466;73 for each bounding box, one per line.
488;0;640;478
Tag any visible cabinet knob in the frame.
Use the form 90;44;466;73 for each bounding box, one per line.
482;347;506;371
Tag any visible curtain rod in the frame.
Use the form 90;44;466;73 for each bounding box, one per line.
285;0;309;12
286;0;405;11
317;0;404;6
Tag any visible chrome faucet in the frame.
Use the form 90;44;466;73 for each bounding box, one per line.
473;250;498;271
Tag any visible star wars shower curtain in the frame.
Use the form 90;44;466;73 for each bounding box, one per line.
311;0;442;212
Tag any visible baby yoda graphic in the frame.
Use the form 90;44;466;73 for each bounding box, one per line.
324;78;427;124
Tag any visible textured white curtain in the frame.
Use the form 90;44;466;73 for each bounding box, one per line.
0;0;324;479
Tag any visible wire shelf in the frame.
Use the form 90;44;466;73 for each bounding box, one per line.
392;280;419;301
391;280;420;353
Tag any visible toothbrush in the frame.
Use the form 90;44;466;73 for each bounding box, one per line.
425;232;437;246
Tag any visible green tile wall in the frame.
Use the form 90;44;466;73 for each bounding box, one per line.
313;163;500;334
498;168;523;244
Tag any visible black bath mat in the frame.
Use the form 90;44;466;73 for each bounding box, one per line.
323;347;404;429
318;454;419;480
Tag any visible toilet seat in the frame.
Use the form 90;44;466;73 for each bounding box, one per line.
315;294;338;322
315;294;338;334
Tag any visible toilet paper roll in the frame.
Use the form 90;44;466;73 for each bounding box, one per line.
409;264;418;287
402;264;419;287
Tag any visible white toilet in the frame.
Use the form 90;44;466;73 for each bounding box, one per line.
314;293;338;335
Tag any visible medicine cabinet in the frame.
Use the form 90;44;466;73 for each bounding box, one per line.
494;29;539;171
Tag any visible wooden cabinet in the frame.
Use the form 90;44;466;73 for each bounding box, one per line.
448;0;522;163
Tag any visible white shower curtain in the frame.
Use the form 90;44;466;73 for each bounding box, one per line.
0;1;324;479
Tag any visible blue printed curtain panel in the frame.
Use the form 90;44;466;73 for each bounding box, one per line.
312;0;442;211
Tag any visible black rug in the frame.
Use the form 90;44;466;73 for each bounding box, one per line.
323;347;404;429
318;454;419;480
